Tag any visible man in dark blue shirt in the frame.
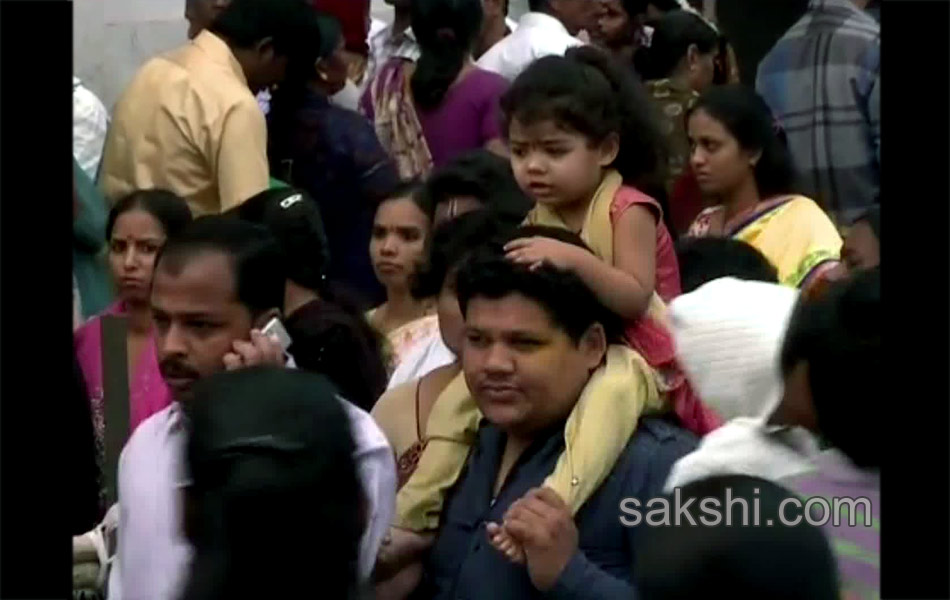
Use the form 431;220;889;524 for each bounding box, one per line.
420;229;698;599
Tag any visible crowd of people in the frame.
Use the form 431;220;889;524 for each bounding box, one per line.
70;0;881;598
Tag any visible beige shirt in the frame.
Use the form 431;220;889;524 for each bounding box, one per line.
100;31;269;216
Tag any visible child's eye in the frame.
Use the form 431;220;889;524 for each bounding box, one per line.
545;147;569;158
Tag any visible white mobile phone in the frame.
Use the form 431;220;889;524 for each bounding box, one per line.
261;317;293;353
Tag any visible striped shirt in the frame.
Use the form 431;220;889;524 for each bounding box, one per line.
756;0;880;225
781;450;880;600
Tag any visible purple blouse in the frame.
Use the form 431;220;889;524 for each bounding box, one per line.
362;64;508;168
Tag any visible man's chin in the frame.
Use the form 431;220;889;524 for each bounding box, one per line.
165;378;197;403
479;403;528;431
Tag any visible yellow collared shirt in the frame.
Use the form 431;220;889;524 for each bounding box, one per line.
100;31;269;216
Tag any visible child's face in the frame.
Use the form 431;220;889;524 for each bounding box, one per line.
509;119;618;209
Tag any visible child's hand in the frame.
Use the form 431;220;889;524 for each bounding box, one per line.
497;487;578;591
486;521;527;564
505;237;583;272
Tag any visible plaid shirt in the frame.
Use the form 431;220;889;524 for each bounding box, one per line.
756;0;880;225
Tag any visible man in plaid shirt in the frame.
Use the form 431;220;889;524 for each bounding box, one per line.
756;0;879;226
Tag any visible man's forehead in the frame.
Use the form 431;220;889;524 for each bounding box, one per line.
466;294;558;332
152;251;239;310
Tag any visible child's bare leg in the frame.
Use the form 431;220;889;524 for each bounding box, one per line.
375;560;425;600
376;526;435;580
486;521;526;564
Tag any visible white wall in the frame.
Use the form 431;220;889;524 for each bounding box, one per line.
73;0;188;109
75;0;532;110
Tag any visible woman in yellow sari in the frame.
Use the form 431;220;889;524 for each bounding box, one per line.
685;85;841;294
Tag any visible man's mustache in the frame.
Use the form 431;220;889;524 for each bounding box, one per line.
159;358;200;381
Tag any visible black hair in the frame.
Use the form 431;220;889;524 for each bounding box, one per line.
229;188;331;293
413;211;516;299
455;225;623;344
228;187;372;325
410;0;484;110
647;0;682;12
621;0;650;18
420;150;533;226
634;474;839;600
634;10;719;80
285;300;389;412
853;205;880;240
675;237;778;294
687;85;799;199
106;189;193;241
156;216;287;318
182;367;361;600
279;11;341;91
780;267;881;469
209;0;314;55
528;0;549;12
502;46;667;191
379;180;431;216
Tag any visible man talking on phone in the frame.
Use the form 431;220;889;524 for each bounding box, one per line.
107;216;395;599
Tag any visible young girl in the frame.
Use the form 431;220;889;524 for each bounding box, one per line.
381;47;720;575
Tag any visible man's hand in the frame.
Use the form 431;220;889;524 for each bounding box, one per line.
222;329;285;370
501;487;578;592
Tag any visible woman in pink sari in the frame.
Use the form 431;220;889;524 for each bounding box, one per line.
74;190;192;461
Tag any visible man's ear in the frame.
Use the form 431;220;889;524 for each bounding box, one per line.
579;322;608;371
686;43;700;71
255;36;276;60
252;307;281;330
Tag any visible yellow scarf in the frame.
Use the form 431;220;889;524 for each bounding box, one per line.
524;169;624;264
523;169;670;329
394;344;664;529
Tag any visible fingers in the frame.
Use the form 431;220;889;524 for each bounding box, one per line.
231;339;262;366
506;488;560;524
223;352;243;371
505;238;541;265
502;513;538;547
486;522;526;565
503;238;532;252
222;330;286;370
251;329;285;365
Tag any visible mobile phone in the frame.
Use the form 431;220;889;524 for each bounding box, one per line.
261;317;293;353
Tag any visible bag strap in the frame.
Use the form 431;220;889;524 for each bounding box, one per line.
100;315;130;506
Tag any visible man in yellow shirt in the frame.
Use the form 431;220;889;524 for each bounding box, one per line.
100;0;314;216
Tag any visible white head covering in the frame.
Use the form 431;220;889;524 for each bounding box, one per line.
669;278;799;422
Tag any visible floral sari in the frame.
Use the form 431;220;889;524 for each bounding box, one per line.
365;59;433;179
